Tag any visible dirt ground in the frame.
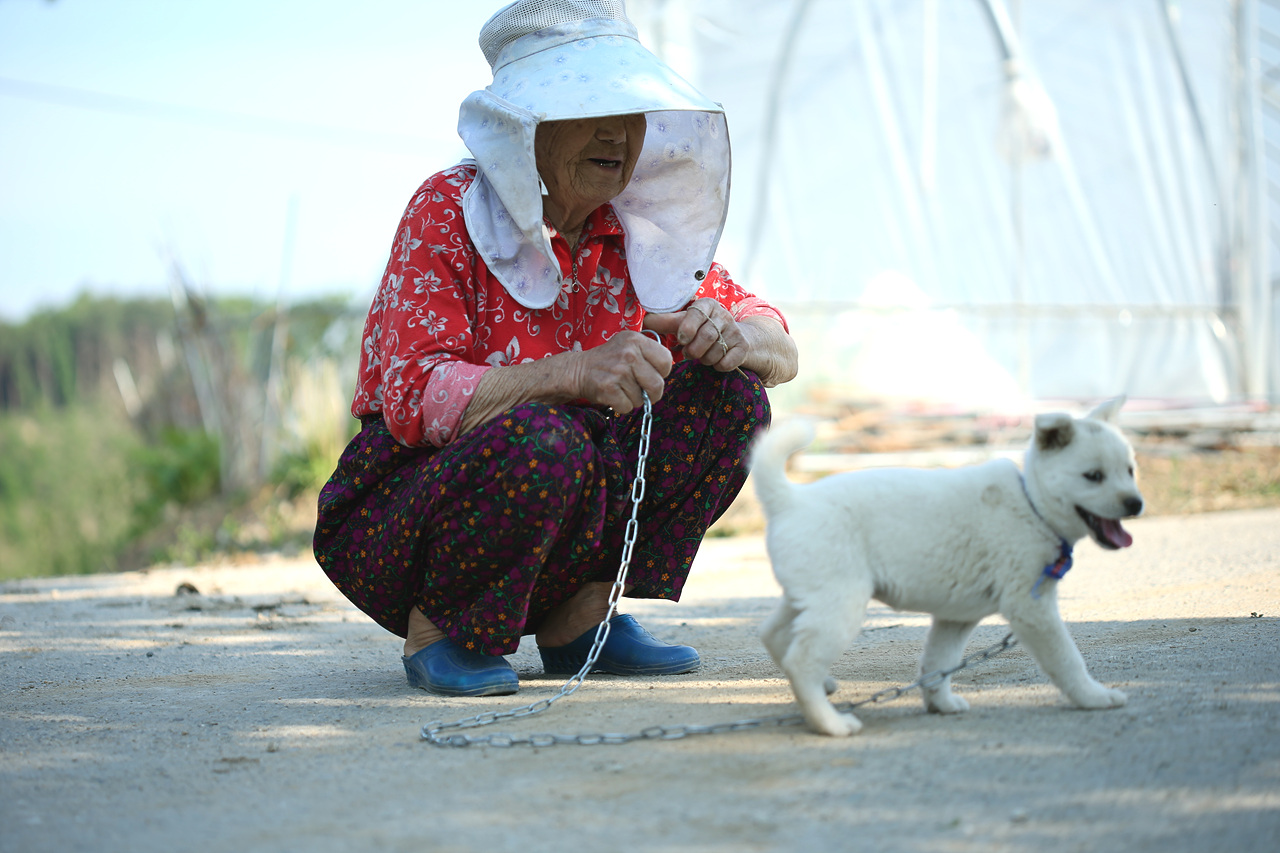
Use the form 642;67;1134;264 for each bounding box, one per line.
3;507;1278;853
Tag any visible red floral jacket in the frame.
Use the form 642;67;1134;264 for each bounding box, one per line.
354;163;787;447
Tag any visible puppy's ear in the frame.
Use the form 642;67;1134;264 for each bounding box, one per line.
1034;412;1075;451
1087;396;1125;423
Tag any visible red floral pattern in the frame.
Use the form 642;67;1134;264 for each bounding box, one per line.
315;362;770;655
354;163;786;448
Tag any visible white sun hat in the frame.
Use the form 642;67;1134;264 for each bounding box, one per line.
457;0;731;312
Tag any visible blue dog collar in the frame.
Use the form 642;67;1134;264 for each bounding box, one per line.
1031;539;1074;598
1021;475;1074;598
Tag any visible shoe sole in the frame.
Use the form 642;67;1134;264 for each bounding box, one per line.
539;653;701;676
404;666;519;696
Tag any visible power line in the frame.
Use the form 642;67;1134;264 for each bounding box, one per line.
0;75;446;154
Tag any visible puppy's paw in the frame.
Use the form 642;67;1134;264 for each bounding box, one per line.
1073;685;1127;710
811;711;863;737
925;692;970;715
823;676;838;696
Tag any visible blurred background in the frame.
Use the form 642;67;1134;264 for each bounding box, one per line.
2;0;1277;580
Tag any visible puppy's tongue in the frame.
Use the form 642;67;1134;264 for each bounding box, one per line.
1099;518;1133;548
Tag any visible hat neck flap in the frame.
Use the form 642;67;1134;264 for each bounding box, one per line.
459;90;730;313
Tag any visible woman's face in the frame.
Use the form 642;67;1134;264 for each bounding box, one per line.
535;113;647;219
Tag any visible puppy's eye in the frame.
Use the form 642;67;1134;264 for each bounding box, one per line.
1083;470;1104;483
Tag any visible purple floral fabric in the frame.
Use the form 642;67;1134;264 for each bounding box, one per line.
313;362;769;656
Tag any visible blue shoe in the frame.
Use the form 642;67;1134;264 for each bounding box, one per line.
403;641;519;696
538;614;700;676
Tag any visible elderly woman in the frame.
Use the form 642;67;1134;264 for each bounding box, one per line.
314;0;798;697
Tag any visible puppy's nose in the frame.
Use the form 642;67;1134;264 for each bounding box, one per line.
1124;496;1144;517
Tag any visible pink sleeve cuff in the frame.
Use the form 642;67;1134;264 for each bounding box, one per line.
731;297;790;334
422;362;492;446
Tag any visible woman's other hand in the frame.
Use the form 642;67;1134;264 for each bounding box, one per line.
643;297;745;374
644;299;798;387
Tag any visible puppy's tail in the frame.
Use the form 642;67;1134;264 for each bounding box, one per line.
750;418;815;513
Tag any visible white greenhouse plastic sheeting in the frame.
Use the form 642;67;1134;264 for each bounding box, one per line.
631;0;1276;410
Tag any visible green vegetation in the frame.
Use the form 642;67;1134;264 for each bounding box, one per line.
0;292;361;580
129;428;223;529
3;294;1276;580
0;295;178;409
0;406;146;576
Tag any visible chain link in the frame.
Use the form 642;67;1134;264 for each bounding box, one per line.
420;388;655;748
418;375;1020;748
422;626;1020;747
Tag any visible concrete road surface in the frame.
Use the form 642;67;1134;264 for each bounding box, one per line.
2;508;1278;853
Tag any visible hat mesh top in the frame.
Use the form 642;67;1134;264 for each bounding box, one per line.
480;0;632;69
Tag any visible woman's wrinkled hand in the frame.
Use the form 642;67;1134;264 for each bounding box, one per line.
571;329;673;414
643;298;746;374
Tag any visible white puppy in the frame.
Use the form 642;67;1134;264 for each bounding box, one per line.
752;399;1143;736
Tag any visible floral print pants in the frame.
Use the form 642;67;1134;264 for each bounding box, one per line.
313;362;770;656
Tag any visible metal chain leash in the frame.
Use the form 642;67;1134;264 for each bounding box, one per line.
419;372;1022;748
420;388;656;748
422;627;1020;747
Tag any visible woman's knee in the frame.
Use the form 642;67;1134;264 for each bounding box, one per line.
503;403;597;462
726;368;771;427
477;404;605;507
663;361;771;430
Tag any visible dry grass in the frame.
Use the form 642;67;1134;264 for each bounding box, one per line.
709;445;1280;539
1135;445;1280;515
122;431;1280;568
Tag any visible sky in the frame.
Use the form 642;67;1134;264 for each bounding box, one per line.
0;0;507;322
3;0;1271;406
